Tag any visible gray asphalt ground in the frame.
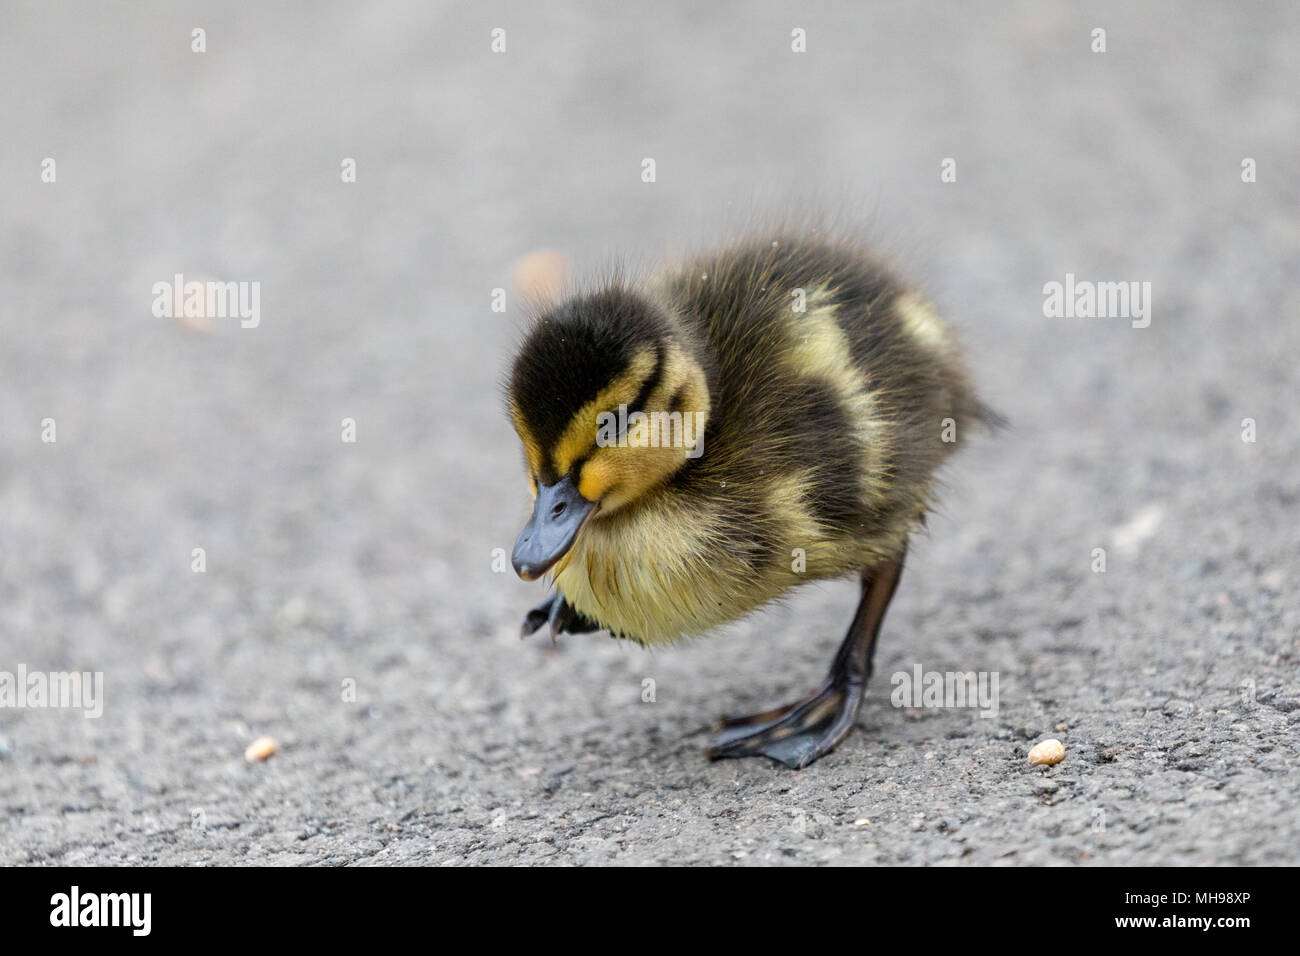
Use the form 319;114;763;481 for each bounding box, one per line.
1;1;1297;866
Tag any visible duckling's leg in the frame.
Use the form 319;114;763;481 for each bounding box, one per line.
708;554;905;769
521;592;602;643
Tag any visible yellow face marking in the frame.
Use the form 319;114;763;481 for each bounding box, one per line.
550;348;658;477
509;398;544;482
576;453;619;502
570;343;711;512
576;440;684;510
656;346;711;426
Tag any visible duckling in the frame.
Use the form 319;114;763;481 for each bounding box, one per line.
506;233;992;769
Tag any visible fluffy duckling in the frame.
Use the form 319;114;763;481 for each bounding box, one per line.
507;233;990;768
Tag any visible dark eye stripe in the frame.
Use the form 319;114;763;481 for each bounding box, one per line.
616;342;665;437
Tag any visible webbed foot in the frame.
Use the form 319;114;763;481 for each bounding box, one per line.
707;552;905;769
708;677;863;769
520;592;601;643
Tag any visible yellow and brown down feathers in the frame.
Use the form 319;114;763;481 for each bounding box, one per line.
508;234;984;645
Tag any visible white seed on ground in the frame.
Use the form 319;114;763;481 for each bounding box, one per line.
244;736;277;762
1028;738;1065;766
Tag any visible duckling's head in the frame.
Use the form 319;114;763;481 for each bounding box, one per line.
507;286;711;581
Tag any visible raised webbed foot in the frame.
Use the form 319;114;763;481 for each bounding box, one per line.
520;592;602;644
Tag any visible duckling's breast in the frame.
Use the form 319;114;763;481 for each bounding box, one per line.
552;491;741;644
552;476;912;645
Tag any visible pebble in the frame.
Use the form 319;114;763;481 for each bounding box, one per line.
244;736;277;763
1028;738;1066;766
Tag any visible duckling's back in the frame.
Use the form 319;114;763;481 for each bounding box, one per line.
656;235;982;561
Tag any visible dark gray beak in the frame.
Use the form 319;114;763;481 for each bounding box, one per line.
512;475;598;581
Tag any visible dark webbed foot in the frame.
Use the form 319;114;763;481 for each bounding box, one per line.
717;679;831;727
708;553;905;770
520;592;602;643
708;677;864;769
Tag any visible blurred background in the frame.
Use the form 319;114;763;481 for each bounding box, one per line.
0;1;1296;864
